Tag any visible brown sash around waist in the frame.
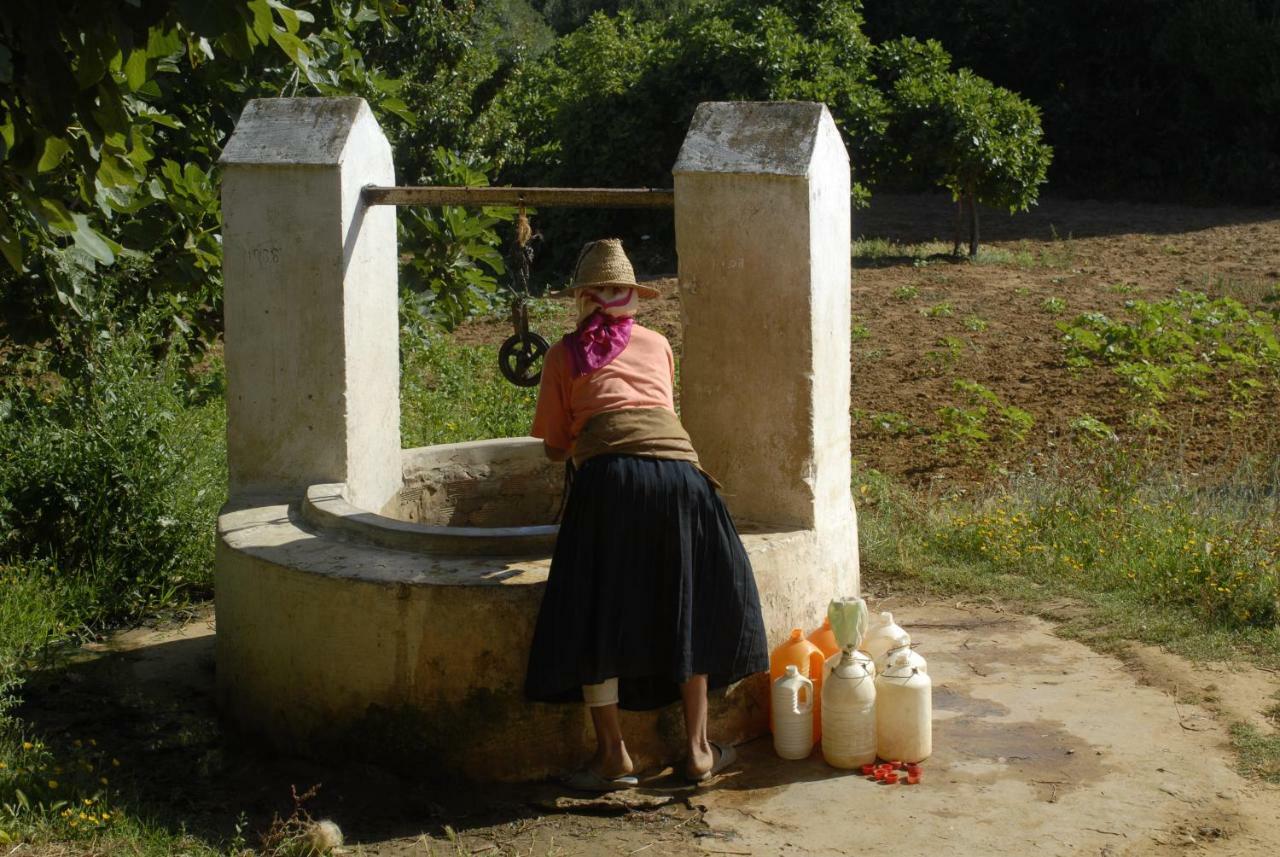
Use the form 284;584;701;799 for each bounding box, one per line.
572;407;722;490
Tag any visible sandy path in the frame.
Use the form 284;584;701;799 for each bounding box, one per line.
693;603;1280;856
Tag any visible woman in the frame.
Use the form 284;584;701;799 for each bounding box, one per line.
524;238;769;791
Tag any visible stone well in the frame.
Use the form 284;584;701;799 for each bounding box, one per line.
215;97;858;781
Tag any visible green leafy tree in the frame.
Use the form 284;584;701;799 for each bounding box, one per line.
877;37;1051;257
0;1;323;324
481;0;888;266
1;1;529;337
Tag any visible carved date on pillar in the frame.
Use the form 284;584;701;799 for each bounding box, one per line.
249;244;282;268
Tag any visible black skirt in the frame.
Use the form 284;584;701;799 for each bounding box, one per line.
524;454;769;711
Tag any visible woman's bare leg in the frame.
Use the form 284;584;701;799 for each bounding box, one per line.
588;703;634;778
681;674;715;778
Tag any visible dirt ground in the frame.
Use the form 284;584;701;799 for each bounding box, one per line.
460;192;1280;488
18;594;1280;856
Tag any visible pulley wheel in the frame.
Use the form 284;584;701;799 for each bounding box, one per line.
498;331;550;387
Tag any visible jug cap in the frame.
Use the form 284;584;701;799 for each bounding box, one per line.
785;664;800;677
788;628;803;642
880;651;919;677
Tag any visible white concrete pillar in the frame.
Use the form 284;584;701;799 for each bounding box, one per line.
674;102;855;542
219;98;401;512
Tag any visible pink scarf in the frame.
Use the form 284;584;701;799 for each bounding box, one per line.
563;287;638;378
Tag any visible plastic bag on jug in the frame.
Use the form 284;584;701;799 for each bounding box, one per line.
827;598;869;651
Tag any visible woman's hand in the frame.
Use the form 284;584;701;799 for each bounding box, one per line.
543;442;569;462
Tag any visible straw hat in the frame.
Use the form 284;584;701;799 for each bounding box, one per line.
550;238;660;298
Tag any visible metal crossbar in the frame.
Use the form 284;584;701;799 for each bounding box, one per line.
362;185;675;208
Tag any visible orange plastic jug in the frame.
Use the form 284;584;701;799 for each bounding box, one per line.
807;617;840;660
770;628;826;738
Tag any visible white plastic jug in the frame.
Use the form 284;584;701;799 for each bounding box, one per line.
823;646;875;684
772;665;814;760
821;646;877;769
875;651;932;763
875;642;927;677
860;611;911;662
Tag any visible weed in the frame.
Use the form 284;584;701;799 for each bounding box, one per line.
963;315;989;332
893;285;920;301
862;411;918;437
1069;414;1117;444
1041;296;1067;315
259;785;341;856
933;336;965;362
851;318;871;343
1058;291;1280;405
924;301;954;318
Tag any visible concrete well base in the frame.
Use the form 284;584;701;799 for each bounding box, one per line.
214;445;856;782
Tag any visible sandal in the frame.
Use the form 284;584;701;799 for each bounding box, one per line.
684;740;737;784
563;768;639;792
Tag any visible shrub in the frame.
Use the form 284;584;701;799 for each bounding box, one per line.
0;304;225;634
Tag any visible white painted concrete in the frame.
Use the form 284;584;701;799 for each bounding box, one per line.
220;98;401;512
674;101;858;588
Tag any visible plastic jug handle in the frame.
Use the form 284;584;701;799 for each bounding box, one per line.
796;682;812;714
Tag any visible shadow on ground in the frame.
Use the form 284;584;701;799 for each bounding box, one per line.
12;615;720;853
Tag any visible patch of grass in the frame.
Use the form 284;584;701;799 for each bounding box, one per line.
401;333;539;447
0;730;231;854
892;284;920;301
1229;723;1280;783
859;452;1280;670
1040;296;1067;315
1207;276;1280;310
971;246;1035;267
963;315;989;332
852;238;951;265
924;301;954;318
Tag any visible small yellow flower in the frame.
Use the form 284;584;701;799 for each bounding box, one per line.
0;762;7;769
100;777;109;785
88;739;97;747
101;812;111;821
111;758;120;767
21;742;33;751
48;779;58;789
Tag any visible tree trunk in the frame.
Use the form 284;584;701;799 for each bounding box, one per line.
967;190;980;258
953;197;964;257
